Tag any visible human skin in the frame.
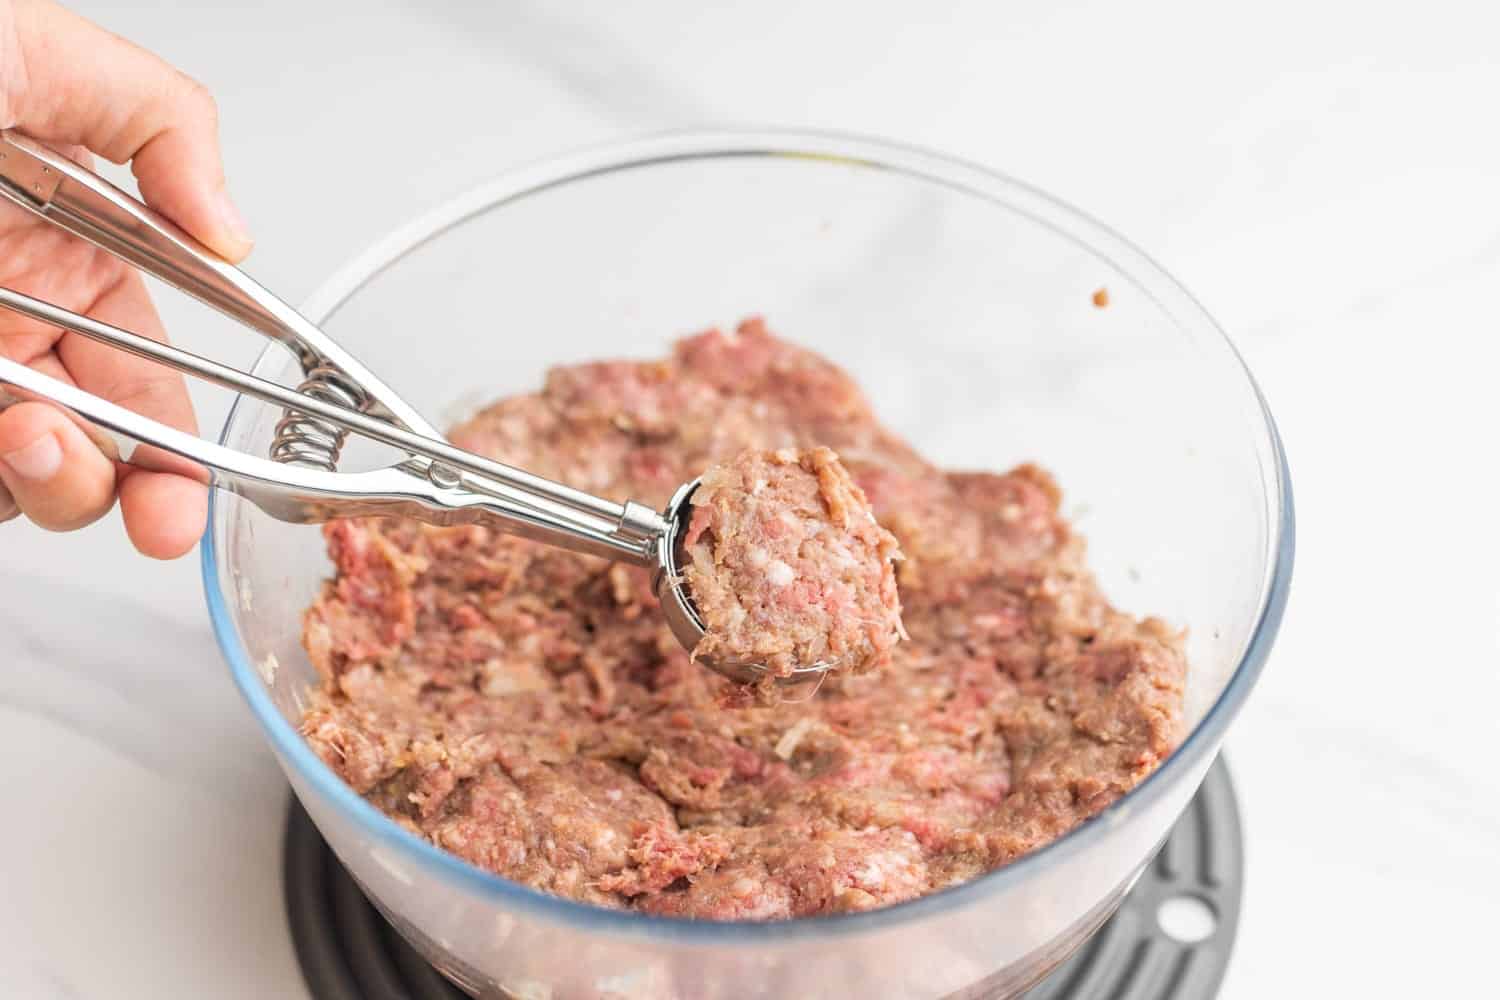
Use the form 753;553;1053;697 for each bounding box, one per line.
0;0;248;557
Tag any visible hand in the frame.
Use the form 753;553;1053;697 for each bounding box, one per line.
0;0;249;557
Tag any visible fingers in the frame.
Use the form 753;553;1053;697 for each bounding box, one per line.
131;103;253;264
0;401;202;558
7;0;252;261
0;400;116;531
0;1;222;558
0;390;17;521
58;268;208;556
57;270;198;442
119;468;207;559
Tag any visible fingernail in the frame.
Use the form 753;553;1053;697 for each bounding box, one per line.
215;188;253;249
2;433;63;481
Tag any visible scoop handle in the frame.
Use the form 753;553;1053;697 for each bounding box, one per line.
0;129;439;437
0;131;324;366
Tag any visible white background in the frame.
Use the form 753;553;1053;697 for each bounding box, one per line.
2;2;1497;997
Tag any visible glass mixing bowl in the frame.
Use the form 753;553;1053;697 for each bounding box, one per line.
204;129;1292;999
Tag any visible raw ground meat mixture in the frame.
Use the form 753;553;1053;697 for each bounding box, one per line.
300;317;1186;920
682;446;905;680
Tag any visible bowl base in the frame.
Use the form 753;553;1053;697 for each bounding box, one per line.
282;760;1243;1000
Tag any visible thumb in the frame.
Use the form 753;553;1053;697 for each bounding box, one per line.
4;0;252;261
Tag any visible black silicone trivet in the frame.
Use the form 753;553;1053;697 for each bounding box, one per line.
284;759;1243;1000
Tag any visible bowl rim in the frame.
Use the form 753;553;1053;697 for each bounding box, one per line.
203;126;1295;945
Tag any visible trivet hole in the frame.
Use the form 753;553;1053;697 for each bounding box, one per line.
1156;895;1218;944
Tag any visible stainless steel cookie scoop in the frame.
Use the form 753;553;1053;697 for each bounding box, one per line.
0;130;829;687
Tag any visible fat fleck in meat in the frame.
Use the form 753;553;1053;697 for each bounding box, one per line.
299;317;1187;919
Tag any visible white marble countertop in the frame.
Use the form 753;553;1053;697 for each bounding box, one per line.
2;2;1497;997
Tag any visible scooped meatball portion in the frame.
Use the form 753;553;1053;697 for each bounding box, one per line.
681;446;905;679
